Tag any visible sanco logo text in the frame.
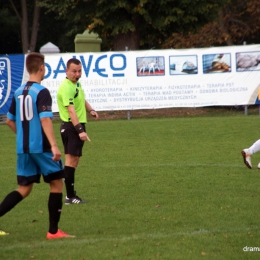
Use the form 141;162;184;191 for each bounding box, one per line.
44;54;127;79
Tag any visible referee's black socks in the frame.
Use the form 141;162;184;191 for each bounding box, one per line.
64;166;75;198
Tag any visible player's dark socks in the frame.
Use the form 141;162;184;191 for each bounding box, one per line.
0;191;23;217
48;192;63;234
64;166;75;198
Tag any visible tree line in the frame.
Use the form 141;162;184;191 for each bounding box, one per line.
1;0;260;54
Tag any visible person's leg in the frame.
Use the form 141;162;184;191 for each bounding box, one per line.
33;152;74;239
63;154;87;204
64;154;79;198
64;154;86;204
48;179;63;234
60;122;85;203
0;153;39;234
0;184;33;235
46;178;75;239
248;139;260;154
0;184;33;217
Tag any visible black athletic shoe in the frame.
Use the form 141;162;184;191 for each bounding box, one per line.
65;191;87;204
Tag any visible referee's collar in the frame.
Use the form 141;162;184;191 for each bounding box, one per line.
65;77;79;86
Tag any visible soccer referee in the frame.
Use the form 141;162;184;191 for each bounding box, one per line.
57;58;99;204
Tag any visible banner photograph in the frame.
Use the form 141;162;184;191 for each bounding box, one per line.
1;44;260;114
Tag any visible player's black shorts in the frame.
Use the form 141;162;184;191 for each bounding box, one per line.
60;122;85;156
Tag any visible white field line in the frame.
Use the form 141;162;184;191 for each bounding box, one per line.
0;226;259;250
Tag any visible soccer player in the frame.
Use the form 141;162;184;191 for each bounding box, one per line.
0;52;74;239
57;58;99;204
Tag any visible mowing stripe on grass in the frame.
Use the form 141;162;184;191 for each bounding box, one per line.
1;162;248;170
78;162;247;169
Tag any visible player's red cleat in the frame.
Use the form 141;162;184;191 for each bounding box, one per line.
46;229;75;240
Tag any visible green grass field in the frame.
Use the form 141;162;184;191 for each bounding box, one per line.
1;112;260;259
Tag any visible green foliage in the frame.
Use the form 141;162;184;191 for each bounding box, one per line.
163;0;260;48
0;8;22;54
1;112;260;259
2;0;260;53
0;0;77;54
39;0;227;50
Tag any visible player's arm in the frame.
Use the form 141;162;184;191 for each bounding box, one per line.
67;105;91;142
6;96;17;133
6;118;16;133
40;117;61;161
85;100;99;120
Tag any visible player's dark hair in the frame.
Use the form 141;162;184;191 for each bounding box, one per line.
67;58;81;69
26;52;45;74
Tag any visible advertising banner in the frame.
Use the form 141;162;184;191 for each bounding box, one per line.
0;55;25;114
1;44;260;114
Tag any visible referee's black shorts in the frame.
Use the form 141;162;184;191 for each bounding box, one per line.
60;122;85;156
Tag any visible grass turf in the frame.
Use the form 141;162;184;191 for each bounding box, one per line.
0;114;260;259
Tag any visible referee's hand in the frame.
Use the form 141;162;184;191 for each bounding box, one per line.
79;132;91;142
90;110;99;120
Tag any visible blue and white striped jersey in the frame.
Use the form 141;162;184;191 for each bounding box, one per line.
7;81;53;154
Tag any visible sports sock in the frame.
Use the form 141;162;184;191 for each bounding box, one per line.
0;191;23;217
249;139;260;154
64;166;75;198
48;192;62;234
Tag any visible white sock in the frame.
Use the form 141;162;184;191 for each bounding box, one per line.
249;139;260;154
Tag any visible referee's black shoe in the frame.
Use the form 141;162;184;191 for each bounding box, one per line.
65;191;87;204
